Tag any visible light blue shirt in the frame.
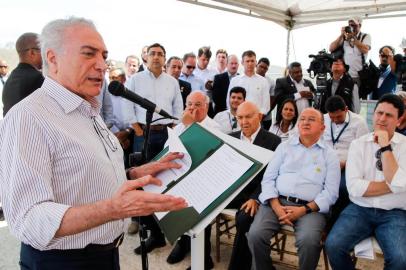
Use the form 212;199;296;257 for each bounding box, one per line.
259;135;340;213
179;73;204;91
110;95;137;133
126;69;183;125
96;79;114;128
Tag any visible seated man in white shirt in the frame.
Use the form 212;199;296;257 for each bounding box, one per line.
213;86;246;134
167;90;220;269
323;95;369;229
173;91;220;135
326;94;406;270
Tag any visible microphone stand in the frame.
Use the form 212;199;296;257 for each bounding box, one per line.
138;110;153;270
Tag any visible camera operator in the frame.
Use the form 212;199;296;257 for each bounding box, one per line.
329;17;371;90
319;58;355;113
371;46;397;100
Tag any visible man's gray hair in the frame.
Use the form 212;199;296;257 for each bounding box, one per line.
40;17;97;76
396;90;406;101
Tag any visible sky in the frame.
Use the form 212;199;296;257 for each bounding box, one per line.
1;0;406;75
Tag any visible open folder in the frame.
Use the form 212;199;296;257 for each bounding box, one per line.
143;123;263;244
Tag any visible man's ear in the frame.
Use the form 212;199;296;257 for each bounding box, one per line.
46;49;58;73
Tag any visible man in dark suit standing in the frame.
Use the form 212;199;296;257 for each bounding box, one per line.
137;45;148;72
274;62;315;114
228;101;281;270
319;58;354;113
2;32;44;117
212;54;239;114
166;56;192;108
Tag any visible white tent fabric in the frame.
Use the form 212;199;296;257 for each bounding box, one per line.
178;0;406;29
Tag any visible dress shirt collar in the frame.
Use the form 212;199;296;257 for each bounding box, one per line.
289;75;304;85
241;126;261;143
290;134;326;149
366;131;403;144
146;68;163;79
44;76;100;116
333;111;350;127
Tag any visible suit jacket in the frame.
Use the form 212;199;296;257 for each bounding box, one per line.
274;76;315;111
178;79;192;109
229;128;281;204
212;71;230;114
320;73;354;113
2;63;44;117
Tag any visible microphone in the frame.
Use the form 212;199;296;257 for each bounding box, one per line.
108;81;178;120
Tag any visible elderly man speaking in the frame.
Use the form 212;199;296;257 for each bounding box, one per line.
0;17;186;270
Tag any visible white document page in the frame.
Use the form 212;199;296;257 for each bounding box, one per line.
354;237;375;260
143;128;192;194
156;144;253;220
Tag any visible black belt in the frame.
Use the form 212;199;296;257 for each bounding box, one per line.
22;233;124;255
139;124;171;131
279;195;309;205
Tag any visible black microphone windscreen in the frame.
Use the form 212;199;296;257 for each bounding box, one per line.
108;81;125;96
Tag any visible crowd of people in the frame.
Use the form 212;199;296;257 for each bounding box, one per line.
0;15;406;270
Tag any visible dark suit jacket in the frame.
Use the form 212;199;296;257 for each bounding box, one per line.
320;73;354;113
229;128;281;204
138;64;145;72
212;71;230;114
2;63;44;116
274;76;315;111
178;79;191;109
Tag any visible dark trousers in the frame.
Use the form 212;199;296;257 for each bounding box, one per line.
327;170;350;232
133;129;168;162
20;243;120;270
226;195;255;270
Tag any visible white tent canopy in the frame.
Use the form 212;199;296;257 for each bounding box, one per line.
178;0;406;65
178;0;406;29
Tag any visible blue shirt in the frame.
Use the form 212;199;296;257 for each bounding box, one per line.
96;79;114;128
259;135;340;213
179;73;204;91
126;69;183;125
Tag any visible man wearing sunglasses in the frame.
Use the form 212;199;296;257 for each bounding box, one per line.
326;94;406;270
2;32;44;116
370;46;398;100
179;52;204;91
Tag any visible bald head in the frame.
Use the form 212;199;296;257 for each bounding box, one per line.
15;32;42;69
298;108;325;143
236;101;261;138
185;91;209;123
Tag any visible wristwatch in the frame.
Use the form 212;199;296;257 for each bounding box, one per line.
380;144;392;153
304;204;312;214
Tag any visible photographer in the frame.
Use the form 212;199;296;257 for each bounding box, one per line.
329;17;371;88
371;46;397;100
319;58;355;113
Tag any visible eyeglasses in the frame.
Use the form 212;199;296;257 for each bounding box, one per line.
148;51;165;57
186;102;203;108
92;116;118;152
186;65;196;70
379;54;392;58
375;149;382;171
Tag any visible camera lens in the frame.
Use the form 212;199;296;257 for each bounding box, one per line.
344;26;352;33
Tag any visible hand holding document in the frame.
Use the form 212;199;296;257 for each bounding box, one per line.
143;128;192;194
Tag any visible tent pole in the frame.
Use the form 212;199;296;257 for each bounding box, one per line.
286;28;291;68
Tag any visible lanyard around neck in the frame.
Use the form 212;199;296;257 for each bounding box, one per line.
330;114;350;145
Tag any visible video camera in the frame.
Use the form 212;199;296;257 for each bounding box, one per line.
307;49;334;78
394;54;406;90
307;49;335;110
